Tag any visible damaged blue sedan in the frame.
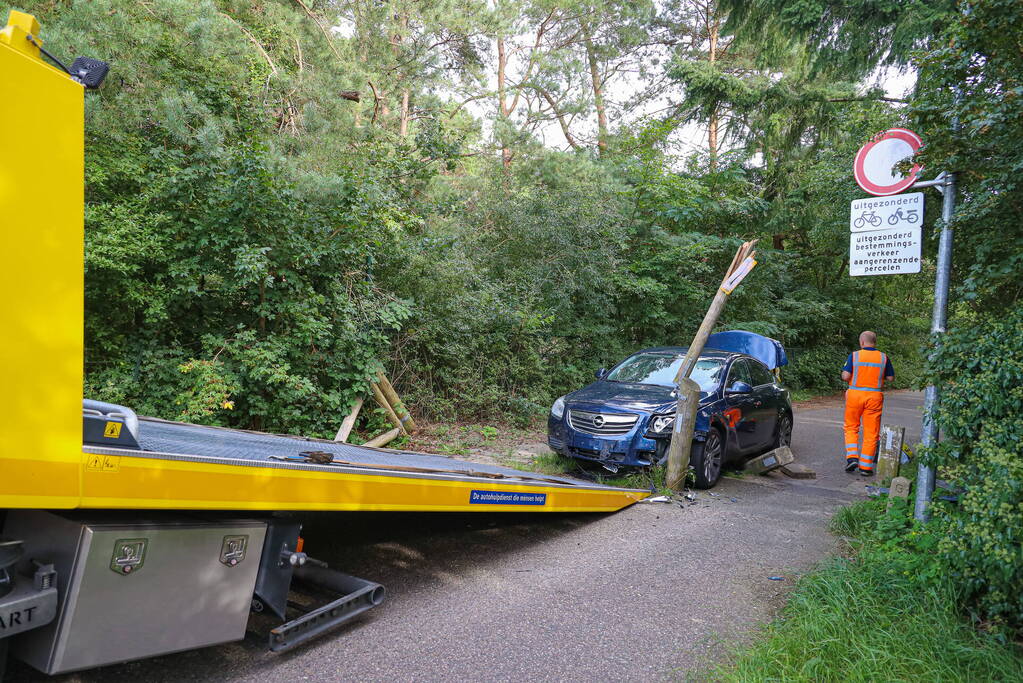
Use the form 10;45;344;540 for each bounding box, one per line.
546;331;791;489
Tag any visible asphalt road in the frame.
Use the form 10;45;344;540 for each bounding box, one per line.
10;391;923;683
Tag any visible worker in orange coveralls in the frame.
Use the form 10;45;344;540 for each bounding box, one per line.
842;331;895;477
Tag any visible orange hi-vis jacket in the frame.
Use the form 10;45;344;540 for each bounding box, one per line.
849;349;888;392
844;349;889;470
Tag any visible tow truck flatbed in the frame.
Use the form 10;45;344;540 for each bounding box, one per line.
78;417;647;512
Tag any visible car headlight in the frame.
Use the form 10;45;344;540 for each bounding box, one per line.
551;396;567;419
650;413;675;433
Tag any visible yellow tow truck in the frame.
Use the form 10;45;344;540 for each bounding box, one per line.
0;11;646;676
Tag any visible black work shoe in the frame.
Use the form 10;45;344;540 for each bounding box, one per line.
859;468;875;477
845;459;859;472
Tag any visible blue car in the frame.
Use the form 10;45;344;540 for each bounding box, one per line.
547;331;792;489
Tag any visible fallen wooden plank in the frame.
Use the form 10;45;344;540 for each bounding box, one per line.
365;427;401;448
334;396;364;442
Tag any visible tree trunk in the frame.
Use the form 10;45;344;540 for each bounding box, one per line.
399;89;411;137
497;36;512;168
707;12;720;170
584;31;608;155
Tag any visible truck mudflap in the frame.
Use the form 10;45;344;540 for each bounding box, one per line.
268;563;384;653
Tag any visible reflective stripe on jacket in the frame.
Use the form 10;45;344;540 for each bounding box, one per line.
849;349;887;392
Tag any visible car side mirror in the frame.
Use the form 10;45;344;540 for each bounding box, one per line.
726;381;753;395
595;368;608;379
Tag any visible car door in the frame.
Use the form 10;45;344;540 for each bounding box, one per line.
723;359;758;451
746;359;780;448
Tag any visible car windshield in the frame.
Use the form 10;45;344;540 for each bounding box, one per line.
605;353;724;392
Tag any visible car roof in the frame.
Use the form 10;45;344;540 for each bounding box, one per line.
632;346;741;360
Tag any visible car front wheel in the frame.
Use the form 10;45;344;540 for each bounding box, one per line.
691;428;724;489
773;411;793;449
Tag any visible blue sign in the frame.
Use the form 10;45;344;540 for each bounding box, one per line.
469;490;547;506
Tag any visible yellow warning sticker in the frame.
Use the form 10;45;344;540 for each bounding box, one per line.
86;454;121;473
103;421;123;438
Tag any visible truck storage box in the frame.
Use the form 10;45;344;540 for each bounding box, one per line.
3;511;266;674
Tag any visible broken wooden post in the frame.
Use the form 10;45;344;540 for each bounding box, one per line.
376;371;417;433
888;476;911;511
666;240;758;491
334;396;364;442
877;424;905;482
665;377;701;489
744;446;795;475
370;382;407;436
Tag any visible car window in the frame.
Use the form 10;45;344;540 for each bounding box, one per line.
605;353;724;392
726;359;752;387
747;359;775;386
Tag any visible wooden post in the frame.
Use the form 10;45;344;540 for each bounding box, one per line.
370;382;407;436
365;427;400;448
666;241;758;491
376;371;417;433
334;396;363;442
665;377;701;489
877;424;905;482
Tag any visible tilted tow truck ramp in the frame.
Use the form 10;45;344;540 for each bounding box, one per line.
77;416;648;512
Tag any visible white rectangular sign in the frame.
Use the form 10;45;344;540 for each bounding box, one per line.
850;227;922;276
721;256;757;294
850;192;923;232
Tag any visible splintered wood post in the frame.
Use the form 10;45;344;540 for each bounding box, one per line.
376;371;417;433
666;240;758;491
334;396;363;442
370;382;408;436
877;424;905;482
365;427;400;449
665;377;701;489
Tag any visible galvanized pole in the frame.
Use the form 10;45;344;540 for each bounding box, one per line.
914;170;957;521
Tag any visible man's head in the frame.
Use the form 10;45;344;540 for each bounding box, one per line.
859;330;877;348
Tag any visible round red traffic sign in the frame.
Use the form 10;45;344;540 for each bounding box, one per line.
853;128;923;196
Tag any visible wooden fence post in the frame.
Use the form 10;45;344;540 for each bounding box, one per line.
376;372;417;433
334;396;363;442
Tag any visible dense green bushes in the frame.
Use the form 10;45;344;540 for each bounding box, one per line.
925;310;1023;631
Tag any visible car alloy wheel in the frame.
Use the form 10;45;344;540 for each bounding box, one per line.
691;428;724;489
702;429;723;483
774;413;792;449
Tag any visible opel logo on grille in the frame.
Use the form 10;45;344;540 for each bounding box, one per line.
592;415;605;428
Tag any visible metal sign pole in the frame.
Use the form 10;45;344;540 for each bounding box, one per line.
914;170;957;521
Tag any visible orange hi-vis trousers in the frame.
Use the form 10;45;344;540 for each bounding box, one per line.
844;389;884;470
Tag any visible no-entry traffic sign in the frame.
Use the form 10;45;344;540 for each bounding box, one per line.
853;128;923;196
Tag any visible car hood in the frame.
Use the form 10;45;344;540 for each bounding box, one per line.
568;381;712;413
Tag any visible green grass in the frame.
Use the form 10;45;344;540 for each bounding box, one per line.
511;452;578;475
602;464;675;494
708;500;1023;682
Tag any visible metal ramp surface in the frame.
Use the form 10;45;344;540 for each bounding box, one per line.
77;418;648;513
